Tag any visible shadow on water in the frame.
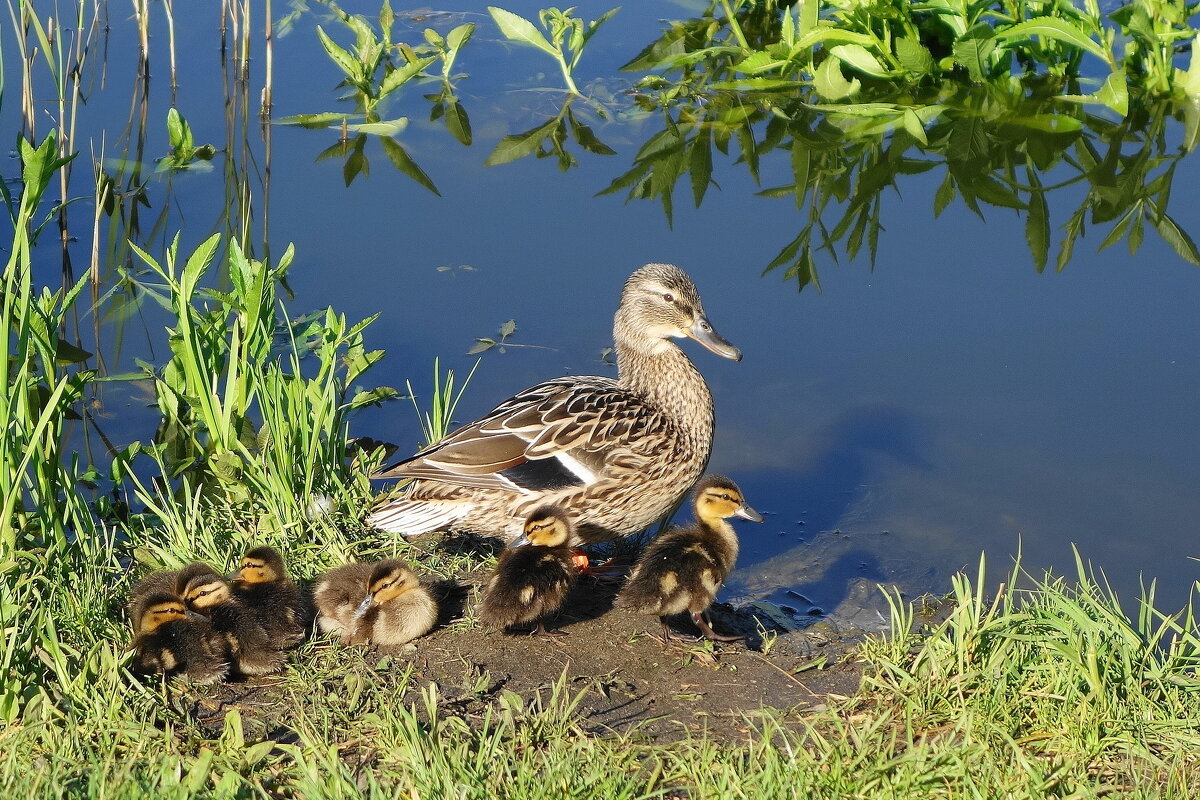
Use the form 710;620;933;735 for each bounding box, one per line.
724;404;931;613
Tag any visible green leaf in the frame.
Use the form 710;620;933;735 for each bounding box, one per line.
1096;70;1128;117
895;36;935;77
379;55;438;100
485;117;561;166
488;7;556;56
276;112;349;129
953;25;997;82
380;137;440;195
316;26;360;81
813;57;858;101
445;100;472;146
447;23;476;54
829;44;891;79
995;17;1110;64
1152;210;1200;265
901;109;928;145
1024;167;1049;272
166;107;185;150
568;114;615;156
348;119;410;136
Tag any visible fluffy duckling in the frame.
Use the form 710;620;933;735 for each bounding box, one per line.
131;590;229;684
178;563;286;676
127;567;182;629
479;505;577;636
229;546;309;649
616;475;762;641
313;560;437;647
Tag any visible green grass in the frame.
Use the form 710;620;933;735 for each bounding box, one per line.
4;544;1198;798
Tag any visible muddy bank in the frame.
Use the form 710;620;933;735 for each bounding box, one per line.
170;552;884;745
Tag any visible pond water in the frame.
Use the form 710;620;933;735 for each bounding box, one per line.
5;2;1199;619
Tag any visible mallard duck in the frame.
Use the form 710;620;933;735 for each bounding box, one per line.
616;475;762;641
178;563;286;676
479;505;577;636
313;560;437;647
368;263;740;545
131;590;229;684
229;546;309;649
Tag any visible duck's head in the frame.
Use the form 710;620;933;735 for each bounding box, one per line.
230;546;286;585
512;504;573;548
693;475;763;524
180;567;233;612
615;263;740;361
137;591;189;634
354;560;420;616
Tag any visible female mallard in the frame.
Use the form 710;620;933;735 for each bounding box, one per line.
368;263;740;545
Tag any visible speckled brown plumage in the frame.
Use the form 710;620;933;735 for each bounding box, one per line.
368;263;740;544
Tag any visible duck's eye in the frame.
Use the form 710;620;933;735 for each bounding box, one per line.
662;292;674;303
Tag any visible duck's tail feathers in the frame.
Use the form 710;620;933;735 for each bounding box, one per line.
366;500;468;537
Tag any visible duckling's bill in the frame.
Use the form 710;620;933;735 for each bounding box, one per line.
736;503;764;523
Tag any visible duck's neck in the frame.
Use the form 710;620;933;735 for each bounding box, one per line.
698;516;739;566
616;337;714;449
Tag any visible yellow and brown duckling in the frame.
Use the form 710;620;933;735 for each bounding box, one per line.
479;505;577;636
229;546;309;649
313;559;437;647
616;475;762;642
130;590;229;684
127;567;183;630
178;562;286;676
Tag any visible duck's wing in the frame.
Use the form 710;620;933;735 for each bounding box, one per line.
373;376;657;494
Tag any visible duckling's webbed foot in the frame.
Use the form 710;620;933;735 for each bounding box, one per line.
691;612;743;643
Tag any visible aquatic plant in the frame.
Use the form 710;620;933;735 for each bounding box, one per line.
156;108;217;172
488;5;620;95
282;0;475;189
115;233;399;542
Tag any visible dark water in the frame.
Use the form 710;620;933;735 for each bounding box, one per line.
5;2;1199;617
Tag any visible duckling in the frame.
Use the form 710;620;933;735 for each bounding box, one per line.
616;475;763;641
178;563;286;676
479;505;577;636
313;559;437;647
127;568;180;629
229;546;309;649
130;590;230;684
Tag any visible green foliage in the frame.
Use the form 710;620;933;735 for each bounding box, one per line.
488;5;620;95
156;108;216;172
406;357;480;447
0;133;93;552
596;0;1200;289
281;0;475;188
117;234;399;541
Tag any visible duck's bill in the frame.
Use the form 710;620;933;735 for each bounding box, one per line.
736;505;764;523
352;595;373;619
690;317;741;361
508;533;531;549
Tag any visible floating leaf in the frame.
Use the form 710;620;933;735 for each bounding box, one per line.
488;7;556;56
